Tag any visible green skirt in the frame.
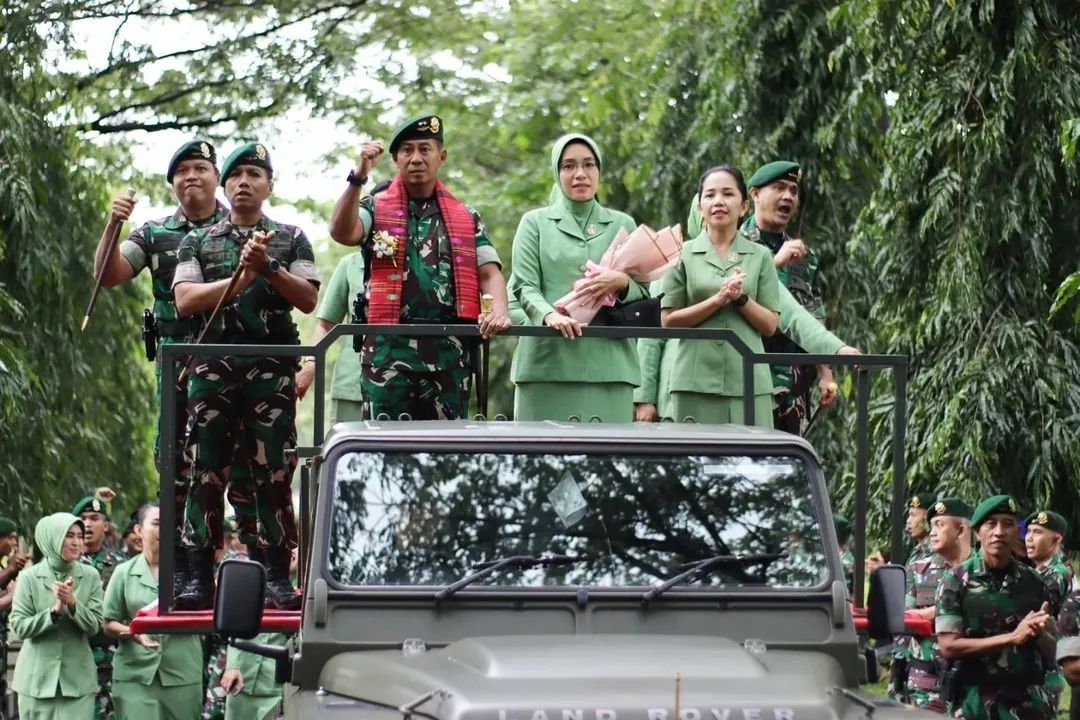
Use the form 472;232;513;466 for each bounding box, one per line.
17;693;94;720
113;678;202;720
668;392;773;428
514;382;634;423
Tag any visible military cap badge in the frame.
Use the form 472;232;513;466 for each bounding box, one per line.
199;142;211;158
934;501;946;515
796;169;804;183
1008;497;1017;512
91;498;102;512
255;144;267;160
429;116;441;133
1037;511;1049;525
911;496;922;509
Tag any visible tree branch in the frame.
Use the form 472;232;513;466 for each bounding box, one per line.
78;100;281;134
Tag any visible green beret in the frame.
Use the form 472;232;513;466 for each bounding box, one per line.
748;161;802;189
833;515;852;545
0;516;17;535
1026;510;1068;537
389;112;444;156
220;142;272;187
926;498;973;522
71;495;109;519
970;494;1020;529
166;140;216;183
908;492;939;511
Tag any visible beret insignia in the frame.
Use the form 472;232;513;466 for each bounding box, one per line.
429;116;441;133
1008;497;1017;512
255;144;267;161
1038;511;1049;525
92;498;102;512
199;142;211;158
911;496;921;509
934;501;946;515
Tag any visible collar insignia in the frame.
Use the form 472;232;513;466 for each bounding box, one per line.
586;224;598;236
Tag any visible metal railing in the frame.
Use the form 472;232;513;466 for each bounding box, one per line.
158;325;907;614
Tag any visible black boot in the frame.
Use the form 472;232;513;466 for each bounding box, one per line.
174;549;215;610
172;544;190;600
264;546;301;611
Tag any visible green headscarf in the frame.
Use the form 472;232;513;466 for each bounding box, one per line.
35;512;82;575
549;133;603;232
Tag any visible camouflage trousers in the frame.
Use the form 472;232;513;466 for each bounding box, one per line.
360;355;471;421
952;683;1052;720
905;666;946;714
772;363;815;435
183;356;299;551
203;636;228;720
91;642;116;720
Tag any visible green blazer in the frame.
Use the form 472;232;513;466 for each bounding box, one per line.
10;560;102;698
103;554;202;687
226;632;289;697
660;230;780;396
508;204;647;384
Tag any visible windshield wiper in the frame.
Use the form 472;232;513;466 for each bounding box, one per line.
434;554;586;603
640;552;787;606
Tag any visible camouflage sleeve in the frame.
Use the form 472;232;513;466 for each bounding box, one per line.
1046;569;1069;617
287;225;320;284
1057;593;1080;662
905;562;917;609
118;223;150;275
935;567;964;634
357;195;375;242
803;252;826;321
171;229;204;286
471;207;501;268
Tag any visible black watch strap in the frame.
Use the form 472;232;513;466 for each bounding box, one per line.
733;293;750;307
346;169;368;187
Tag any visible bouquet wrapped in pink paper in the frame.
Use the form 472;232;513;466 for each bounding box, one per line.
554;224;683;324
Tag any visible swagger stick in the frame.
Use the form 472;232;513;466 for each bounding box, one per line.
82;187;136;331
177;230;273;383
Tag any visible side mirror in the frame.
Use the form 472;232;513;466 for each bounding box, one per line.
866;563;906;641
214;559;266;639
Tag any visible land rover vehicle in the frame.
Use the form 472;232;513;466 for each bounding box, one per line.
138;325;927;720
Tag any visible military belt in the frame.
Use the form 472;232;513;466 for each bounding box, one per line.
157;319;195;337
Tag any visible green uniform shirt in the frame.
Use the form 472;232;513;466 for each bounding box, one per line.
1056;591;1080;664
660;230;780;396
936;554;1051;683
357;194;500;372
172;214;320;345
508;203;646;385
9;559;103;698
103;554;202;687
315;253;365;402
225;632;288;698
119;203;229;338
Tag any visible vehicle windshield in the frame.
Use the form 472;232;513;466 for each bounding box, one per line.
327;451;828;590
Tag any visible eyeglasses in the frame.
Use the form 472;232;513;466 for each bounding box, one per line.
559;161;599;174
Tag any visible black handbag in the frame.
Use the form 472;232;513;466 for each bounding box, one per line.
599;293;664;327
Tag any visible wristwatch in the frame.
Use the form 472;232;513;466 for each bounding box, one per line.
733;293;750;307
346;169;368;187
265;258;281;275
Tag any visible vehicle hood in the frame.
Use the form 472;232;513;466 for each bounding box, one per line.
318;634;853;720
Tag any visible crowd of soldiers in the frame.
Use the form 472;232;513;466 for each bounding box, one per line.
864;491;1079;720
0;495;285;720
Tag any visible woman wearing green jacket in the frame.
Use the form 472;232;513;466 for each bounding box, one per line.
10;512;103;719
660;165;780;426
103;503;202;719
508;133;648;422
220;632;289;719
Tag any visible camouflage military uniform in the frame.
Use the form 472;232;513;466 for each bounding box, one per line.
356;194;500;420
935;553;1054;720
173;215;319;551
901;553;952;711
741;221;825;435
1036;554;1073;711
119;203;229;540
1056;591;1080;703
80;544;126;720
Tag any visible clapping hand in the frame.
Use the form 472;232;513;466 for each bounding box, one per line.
1011;603;1051;645
52;577;75;613
715;270;745;306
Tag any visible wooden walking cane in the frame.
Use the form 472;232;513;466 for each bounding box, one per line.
82;188;136;331
177;230;273;383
